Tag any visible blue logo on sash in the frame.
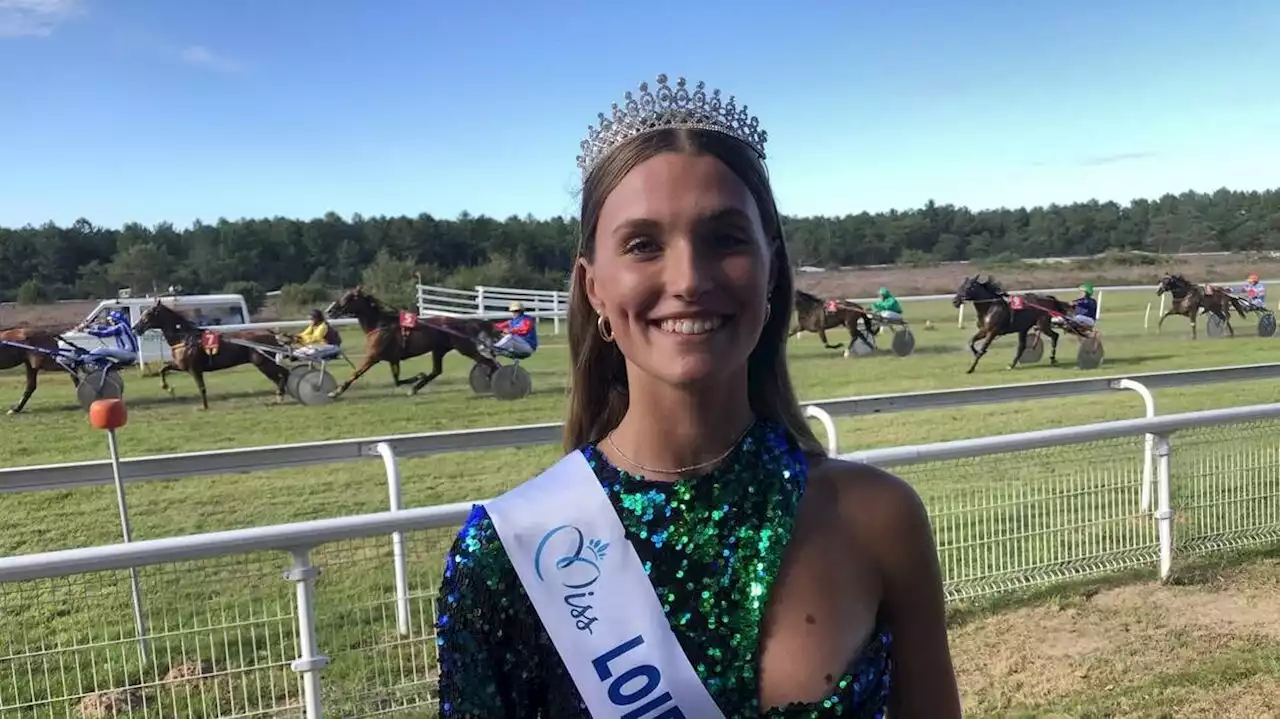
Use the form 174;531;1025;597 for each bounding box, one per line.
533;525;609;634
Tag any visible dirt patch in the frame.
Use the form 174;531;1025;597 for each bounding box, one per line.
954;558;1280;717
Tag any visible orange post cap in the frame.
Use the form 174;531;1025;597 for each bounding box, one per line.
88;398;128;430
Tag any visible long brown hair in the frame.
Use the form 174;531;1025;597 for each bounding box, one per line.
563;127;822;456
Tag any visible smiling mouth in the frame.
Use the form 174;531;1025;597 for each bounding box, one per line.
655;315;729;336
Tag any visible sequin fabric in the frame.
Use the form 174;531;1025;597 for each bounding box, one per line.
435;420;893;717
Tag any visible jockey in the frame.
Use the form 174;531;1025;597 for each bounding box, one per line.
869;287;904;321
1071;283;1098;327
288;309;341;359
493;301;537;359
82;310;140;365
1239;273;1267;309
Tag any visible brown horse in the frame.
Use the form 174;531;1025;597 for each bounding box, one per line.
952;275;1083;374
324;287;502;398
132;301;290;410
790;290;876;356
1155;274;1250;339
0;326;70;415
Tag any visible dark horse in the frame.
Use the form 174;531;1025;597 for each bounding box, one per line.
1155;274;1250;339
324;287;502;398
952;275;1082;374
0;326;69;415
790;290;875;355
133;301;290;410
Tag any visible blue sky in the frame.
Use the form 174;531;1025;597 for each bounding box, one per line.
1;0;1277;229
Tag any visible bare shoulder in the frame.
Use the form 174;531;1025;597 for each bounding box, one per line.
806;455;930;546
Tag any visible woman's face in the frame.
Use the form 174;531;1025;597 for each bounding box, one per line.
582;151;774;388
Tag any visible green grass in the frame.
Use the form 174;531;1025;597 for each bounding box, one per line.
1;289;1278;717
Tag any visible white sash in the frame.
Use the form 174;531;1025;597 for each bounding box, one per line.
486;450;725;719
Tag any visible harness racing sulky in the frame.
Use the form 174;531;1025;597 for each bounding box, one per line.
952;275;1102;374
325;287;509;399
133;301;293;409
790;290;916;357
0;325;128;414
1155;274;1255;340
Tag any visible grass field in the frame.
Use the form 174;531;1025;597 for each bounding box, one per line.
1;288;1279;717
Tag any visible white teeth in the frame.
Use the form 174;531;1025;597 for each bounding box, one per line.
659;316;724;335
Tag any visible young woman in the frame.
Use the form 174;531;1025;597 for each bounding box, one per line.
435;74;960;718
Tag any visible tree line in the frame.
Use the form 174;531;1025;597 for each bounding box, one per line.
2;186;1277;311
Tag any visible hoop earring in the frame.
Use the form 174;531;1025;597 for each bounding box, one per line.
597;314;615;342
764;296;773;323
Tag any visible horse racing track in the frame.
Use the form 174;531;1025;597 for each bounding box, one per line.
1;289;1279;717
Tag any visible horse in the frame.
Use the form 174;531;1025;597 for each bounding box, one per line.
1155;274;1250;339
790;290;876;356
951;275;1082;374
324;287;502;398
0;327;69;415
132;301;290;410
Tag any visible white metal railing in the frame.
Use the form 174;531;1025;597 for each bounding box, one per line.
5;361;1280;497
416;284;569;335
1;403;1277;717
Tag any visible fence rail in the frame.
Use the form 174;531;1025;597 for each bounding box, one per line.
2;403;1278;717
4;361;1279;495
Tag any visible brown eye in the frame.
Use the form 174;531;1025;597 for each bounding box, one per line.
624;236;660;256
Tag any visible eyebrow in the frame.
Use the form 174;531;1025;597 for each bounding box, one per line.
610;207;753;239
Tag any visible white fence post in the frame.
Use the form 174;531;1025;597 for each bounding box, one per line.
476;287;486;316
1096;289;1104;320
553;293;561;335
373;442;411;637
1144;302;1152;331
1111;379;1157;514
956;302;965;328
1153;435;1174;581
286;548;328;719
803;405;839;457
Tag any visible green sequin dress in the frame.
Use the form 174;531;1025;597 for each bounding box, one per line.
435;420;892;717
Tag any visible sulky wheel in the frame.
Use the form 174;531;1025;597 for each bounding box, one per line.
1019;333;1045;364
1258;312;1277;338
286;365;311;401
1205;314;1227;338
847;337;875;358
469;362;496;395
890;328;916;357
292;367;338;405
1076;336;1105;370
76;368;124;411
490;364;533;401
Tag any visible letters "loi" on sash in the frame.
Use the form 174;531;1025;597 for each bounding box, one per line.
486;451;725;719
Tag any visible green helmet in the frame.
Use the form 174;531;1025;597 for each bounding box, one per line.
1079;282;1094;296
878;287;891;297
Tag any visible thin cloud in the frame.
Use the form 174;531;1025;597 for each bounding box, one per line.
0;0;85;37
1079;151;1159;167
180;44;247;74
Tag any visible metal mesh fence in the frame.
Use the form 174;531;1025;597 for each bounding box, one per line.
2;420;1278;716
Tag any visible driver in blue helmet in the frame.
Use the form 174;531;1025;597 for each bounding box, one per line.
81;310;140;365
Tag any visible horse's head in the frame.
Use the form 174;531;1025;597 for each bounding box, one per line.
952;275;978;307
327;287;381;320
1156;274;1185;296
133;300;188;334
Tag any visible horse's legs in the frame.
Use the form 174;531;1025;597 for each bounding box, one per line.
191;368;210;410
817;326;842;351
966;329;986;356
6;364;40;415
966;332;995;374
1008;330;1028;370
251;358;289;404
159;363;177;395
389;360;412;387
1043;326;1061;365
408;349;448;396
331;357;379;398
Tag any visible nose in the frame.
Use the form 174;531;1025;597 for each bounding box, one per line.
663;238;715;301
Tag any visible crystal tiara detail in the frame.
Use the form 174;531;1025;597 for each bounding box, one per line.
575;73;769;179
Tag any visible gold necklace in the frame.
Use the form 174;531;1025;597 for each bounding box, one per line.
605;421;755;476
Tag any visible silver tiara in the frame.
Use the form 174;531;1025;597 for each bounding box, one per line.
575;73;768;179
